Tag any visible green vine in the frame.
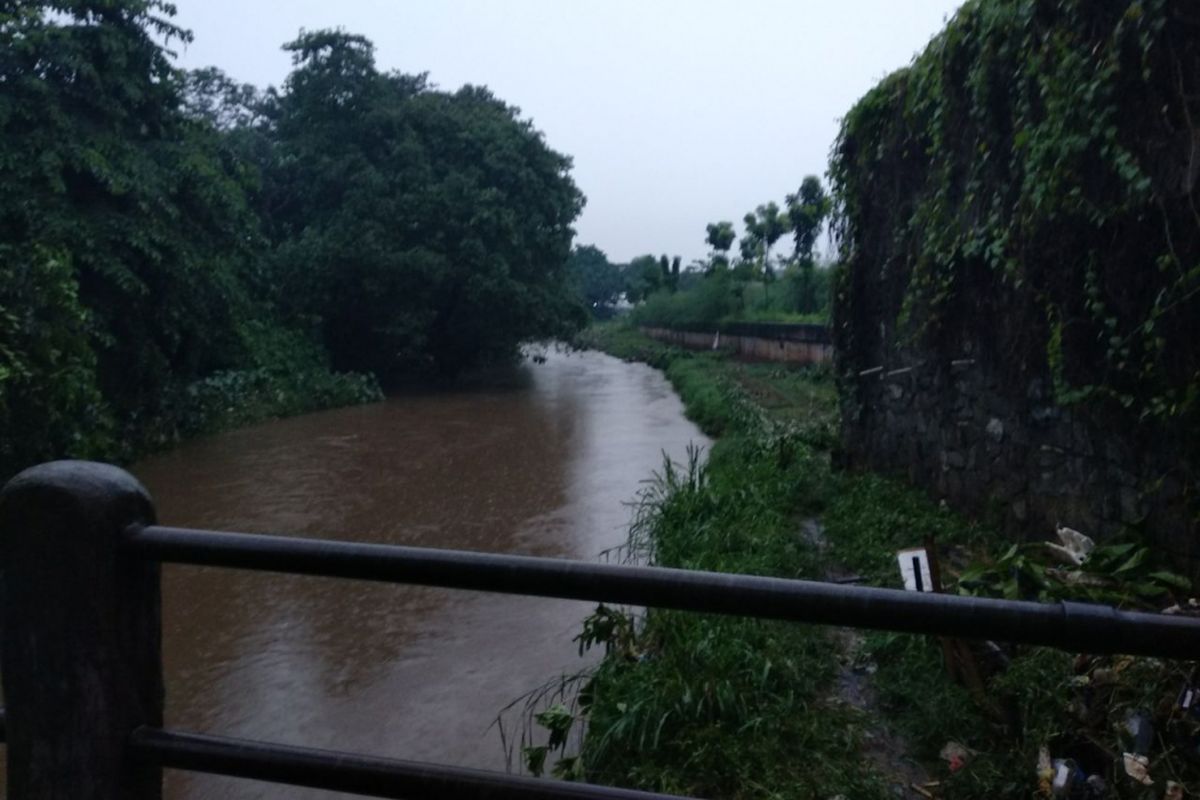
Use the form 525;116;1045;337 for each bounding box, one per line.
832;0;1199;429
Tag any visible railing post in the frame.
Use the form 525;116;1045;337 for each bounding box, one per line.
0;461;163;799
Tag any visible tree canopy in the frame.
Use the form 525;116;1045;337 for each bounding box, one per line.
569;245;624;315
0;4;588;477
259;30;587;378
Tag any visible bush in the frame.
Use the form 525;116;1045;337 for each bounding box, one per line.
0;247;113;480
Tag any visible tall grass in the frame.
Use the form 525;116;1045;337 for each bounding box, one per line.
579;441;892;799
575;325;1198;800
565;324;893;797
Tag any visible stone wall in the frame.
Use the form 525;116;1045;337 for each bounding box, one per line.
840;345;1196;575
641;324;833;366
829;1;1199;576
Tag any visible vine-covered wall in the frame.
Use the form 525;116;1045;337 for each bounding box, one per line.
830;0;1200;570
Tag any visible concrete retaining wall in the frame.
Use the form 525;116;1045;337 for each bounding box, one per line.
641;325;833;366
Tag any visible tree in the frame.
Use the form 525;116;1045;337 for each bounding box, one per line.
623;255;664;303
0;0;260;420
741;202;787;302
738;223;761;264
568;244;623;315
182;67;268;131
656;254;681;293
785;176;832;313
705;222;736;272
0;246;111;478
262;30;586;377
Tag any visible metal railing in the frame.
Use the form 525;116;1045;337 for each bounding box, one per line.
1;460;1198;799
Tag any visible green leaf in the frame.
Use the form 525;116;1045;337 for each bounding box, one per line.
1113;548;1149;574
522;745;548;777
1148;571;1191;590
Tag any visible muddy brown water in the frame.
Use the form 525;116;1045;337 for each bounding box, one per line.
122;348;708;799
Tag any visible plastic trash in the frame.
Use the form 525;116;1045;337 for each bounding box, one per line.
1123;753;1153;786
1179;683;1200;718
1051;759;1084;797
1038;746;1054;797
1123;711;1155;755
1045;525;1094;566
940;741;973;772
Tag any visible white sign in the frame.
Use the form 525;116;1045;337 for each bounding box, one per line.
897;547;934;592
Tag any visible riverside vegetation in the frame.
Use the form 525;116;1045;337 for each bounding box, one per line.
525;324;1196;800
1;2;586;480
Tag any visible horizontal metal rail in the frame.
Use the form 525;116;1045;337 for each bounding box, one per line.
130;727;688;800
126;525;1200;659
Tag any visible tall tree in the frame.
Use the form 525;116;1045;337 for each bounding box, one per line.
262;30;586;377
786;176;832;263
785;176;832;313
623;254;664;303
0;0;260;420
705;221;736;272
568;244;623;314
741;203;787;301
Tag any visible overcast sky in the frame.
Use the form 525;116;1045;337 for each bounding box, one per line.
171;1;962;265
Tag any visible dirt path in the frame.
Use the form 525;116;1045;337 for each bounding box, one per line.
803;517;936;800
734;364;938;797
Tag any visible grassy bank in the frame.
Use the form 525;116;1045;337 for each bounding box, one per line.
550;323;1197;800
0;316;383;482
568;324;891;798
113;333;382;474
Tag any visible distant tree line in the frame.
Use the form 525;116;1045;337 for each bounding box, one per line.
572;176;834;326
0;1;587;478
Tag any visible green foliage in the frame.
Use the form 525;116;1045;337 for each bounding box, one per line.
625;178;835;327
0;1;260;419
132;324;382;449
829;9;1200;790
630;272;737;330
574;445;890;799
821;472;983;584
568;244;624;316
628;264;834;328
820;459;1198;799
582;328;1199;799
831;0;1200;442
957;538;1191;609
262;30;587;379
786;176;832;263
740;202;788;294
704;221;736;266
786;176;833;314
622;254;666;303
0;6;586;476
575;323;680;369
0;246;112;477
561;328;892;798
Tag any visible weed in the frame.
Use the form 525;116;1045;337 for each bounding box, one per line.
557;324;1199;799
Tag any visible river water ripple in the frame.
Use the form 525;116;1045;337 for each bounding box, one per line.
126;348;708;799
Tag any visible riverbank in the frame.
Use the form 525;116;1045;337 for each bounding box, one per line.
0;324;383;484
559;324;1197;800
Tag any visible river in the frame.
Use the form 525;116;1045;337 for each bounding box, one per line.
126;348;708;799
